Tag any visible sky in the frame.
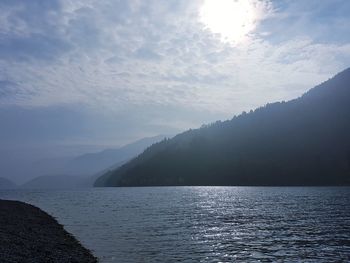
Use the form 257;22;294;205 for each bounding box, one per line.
1;0;350;170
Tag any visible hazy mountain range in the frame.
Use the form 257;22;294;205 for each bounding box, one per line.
61;135;166;176
0;177;16;189
3;135;165;189
96;68;350;187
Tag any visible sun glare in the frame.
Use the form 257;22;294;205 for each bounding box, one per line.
200;0;258;44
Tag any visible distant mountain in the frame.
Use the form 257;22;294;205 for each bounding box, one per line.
20;135;165;189
0;177;16;189
62;135;166;176
97;68;350;187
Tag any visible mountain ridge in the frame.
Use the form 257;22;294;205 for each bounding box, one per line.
96;68;350;187
0;177;17;189
17;135;166;189
62;135;166;175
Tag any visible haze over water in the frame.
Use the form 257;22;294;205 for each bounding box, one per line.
1;187;349;262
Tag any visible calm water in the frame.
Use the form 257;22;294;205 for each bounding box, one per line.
1;187;350;262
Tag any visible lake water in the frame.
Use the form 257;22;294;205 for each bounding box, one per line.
1;187;350;262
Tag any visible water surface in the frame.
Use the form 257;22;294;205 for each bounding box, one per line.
1;187;349;262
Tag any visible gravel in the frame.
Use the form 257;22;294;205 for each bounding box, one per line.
0;200;98;263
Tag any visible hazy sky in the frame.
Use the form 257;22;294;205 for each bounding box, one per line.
1;0;350;155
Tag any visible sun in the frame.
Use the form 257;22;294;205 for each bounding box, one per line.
200;0;258;44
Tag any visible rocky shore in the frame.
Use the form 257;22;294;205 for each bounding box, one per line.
0;200;97;263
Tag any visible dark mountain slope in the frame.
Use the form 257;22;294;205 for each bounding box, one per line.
97;68;350;187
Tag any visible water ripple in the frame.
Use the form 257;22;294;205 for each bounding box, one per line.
1;187;350;262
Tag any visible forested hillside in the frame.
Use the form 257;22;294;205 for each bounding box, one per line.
96;68;350;187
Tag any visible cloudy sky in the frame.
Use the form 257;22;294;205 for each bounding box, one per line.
1;0;350;160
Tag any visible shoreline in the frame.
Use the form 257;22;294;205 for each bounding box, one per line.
0;199;97;263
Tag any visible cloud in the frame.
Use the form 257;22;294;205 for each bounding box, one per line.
0;0;349;134
0;0;70;61
0;80;18;98
1;0;350;182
